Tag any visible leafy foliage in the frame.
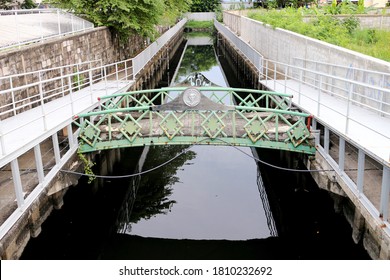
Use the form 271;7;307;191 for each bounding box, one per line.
177;45;218;77
21;0;37;9
161;0;193;26
190;0;220;12
130;145;196;223
46;0;191;41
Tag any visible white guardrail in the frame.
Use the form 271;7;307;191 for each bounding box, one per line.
261;58;390;131
0;9;94;51
133;18;187;77
214;19;263;71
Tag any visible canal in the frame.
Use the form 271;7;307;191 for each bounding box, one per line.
21;32;370;260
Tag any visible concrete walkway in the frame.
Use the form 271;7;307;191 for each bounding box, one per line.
0;80;133;167
261;79;390;166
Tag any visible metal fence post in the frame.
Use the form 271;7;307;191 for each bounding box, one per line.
317;76;322;116
357;149;365;194
39;10;43;40
11;159;24;208
57;9;61;35
34;144;45;184
380;166;390;221
68;76;74;116
0;120;6;156
339;137;345;171
346;82;353;134
52;133;61;165
89;69;94;103
14;11;20;49
324;127;330;155
10;77;16;116
38;72;47;130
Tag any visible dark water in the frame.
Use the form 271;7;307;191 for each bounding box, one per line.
20;33;370;260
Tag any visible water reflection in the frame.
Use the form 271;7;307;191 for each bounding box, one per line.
117;145;196;234
116;34;275;241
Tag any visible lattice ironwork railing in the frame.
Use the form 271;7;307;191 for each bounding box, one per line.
74;87;315;154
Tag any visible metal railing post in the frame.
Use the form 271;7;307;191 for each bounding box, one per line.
34;144;45;184
71;14;74;34
11;159;24;208
380;74;385;115
10;77;16;116
298;69;303;104
115;63;119;88
0;120;6;156
68;76;75;115
57;9;61;35
324;127;330;154
14;11;21;49
317;76;322;116
124;61;128;81
284;65;288;94
60;68;65;97
345;82;353;134
52;133;61;165
379;166;390;221
357;149;365;194
39;10;43;40
339;137;345;171
89;69;93;103
38;72;47;130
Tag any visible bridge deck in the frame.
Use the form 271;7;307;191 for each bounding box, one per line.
261;79;390;165
0;80;133;166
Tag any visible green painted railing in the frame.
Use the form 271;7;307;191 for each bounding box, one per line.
74;87;315;154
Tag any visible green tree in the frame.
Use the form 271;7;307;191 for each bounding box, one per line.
21;0;37;9
190;0;220;12
47;0;166;41
129;145;196;223
162;0;193;25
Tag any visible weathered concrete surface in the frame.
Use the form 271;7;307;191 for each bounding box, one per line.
307;151;390;260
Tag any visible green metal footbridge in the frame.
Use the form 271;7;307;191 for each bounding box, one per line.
74;86;315;155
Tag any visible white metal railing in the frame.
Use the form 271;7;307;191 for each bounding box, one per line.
0;59;133;120
261;58;390;125
133;18;187;77
293;57;390;90
0;9;94;51
214;19;263;71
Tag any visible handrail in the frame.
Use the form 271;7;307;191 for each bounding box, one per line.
0;9;94;50
214;19;263;71
132;18;187;77
293;57;390;78
261;58;390;118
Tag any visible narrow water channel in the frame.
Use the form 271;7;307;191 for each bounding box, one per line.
21;32;370;260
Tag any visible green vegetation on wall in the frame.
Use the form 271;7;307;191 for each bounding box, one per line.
247;7;390;62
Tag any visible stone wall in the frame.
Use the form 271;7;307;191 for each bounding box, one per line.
0;26;146;80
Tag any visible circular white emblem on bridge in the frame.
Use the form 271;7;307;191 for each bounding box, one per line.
183;88;201;107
